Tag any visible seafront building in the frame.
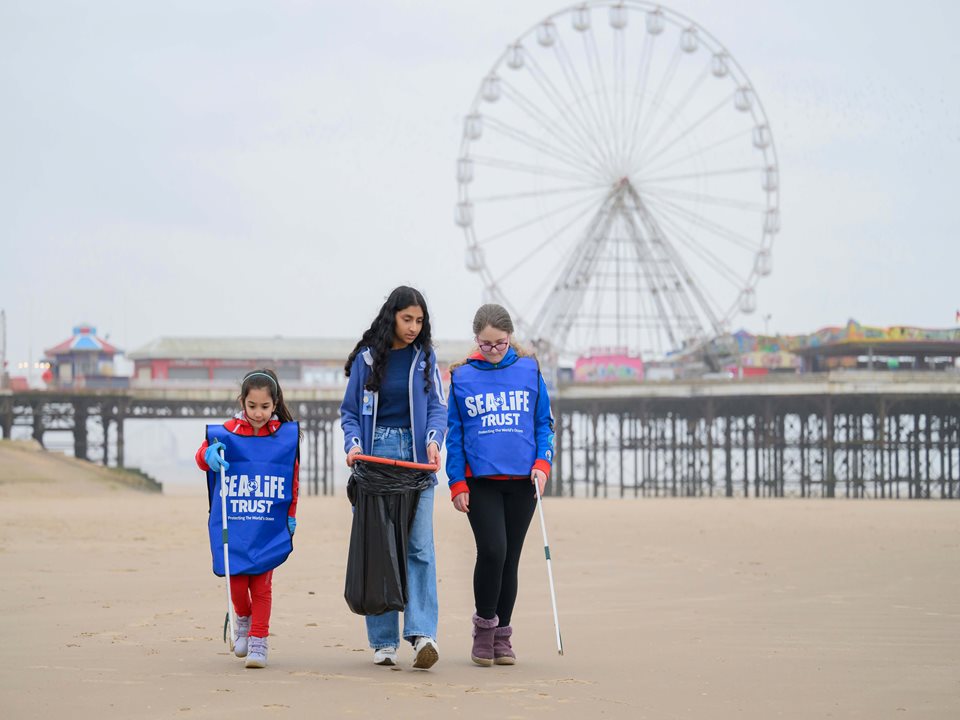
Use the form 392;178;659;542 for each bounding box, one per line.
16;320;959;391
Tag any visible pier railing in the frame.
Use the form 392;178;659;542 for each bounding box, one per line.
3;371;958;498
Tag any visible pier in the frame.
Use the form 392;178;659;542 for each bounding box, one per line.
3;372;958;498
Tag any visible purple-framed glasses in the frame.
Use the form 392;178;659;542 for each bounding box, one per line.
476;338;509;353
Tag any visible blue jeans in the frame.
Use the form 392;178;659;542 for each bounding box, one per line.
365;426;438;648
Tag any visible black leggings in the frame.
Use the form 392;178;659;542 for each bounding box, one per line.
466;477;537;626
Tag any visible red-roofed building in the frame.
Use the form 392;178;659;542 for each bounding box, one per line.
44;324;128;389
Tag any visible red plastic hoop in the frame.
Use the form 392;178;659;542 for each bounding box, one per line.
352;454;439;472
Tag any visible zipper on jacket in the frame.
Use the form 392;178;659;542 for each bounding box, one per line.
407;346;420;463
362;348;381;450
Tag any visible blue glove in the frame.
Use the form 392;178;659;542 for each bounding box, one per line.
204;441;230;472
288;517;297;535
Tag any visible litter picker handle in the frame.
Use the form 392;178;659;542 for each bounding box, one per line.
535;480;564;656
217;440;236;648
352;453;440;472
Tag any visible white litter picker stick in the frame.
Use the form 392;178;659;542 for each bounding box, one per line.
534;480;563;655
219;444;236;649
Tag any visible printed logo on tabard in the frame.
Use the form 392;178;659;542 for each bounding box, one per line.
463;389;531;435
221;473;287;516
419;360;426;370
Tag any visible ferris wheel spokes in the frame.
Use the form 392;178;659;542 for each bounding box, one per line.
581;29;621;159
617;206;684;350
470;154;596;184
547;49;618;173
634;92;734;172
638;183;767;213
649;207;760;316
628;42;685;167
457;1;780;359
639;126;753;179
531;190;623;350
474;187;610;246
640;197;753;295
522;48;617;173
635;64;713;168
622;186;721;341
640;191;764;254
493;197;611;287
483;115;601;175
469;182;606;205
641;164;765;185
499;78;607;173
621;26;658;164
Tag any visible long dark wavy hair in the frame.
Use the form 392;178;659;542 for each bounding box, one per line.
345;286;435;394
237;368;302;439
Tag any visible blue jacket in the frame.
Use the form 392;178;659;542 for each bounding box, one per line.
340;345;447;474
446;347;554;498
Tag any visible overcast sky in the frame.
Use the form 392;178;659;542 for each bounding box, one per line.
2;0;958;370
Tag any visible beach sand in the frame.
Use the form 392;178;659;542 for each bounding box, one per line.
2;440;958;719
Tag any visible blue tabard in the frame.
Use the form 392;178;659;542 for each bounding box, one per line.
450;357;541;477
206;422;299;577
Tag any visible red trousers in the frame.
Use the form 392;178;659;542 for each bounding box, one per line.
230;571;273;638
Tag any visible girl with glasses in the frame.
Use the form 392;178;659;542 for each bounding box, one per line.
445;304;555;666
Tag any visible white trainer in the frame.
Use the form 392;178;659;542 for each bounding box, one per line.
373;646;398;666
245;636;268;669
412;636;439;669
233;616;251;658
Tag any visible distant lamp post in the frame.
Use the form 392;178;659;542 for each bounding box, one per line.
763;313;772;336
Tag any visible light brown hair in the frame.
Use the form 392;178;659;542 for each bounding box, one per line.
451;304;531;372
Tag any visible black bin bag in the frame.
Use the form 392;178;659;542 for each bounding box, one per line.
344;460;434;616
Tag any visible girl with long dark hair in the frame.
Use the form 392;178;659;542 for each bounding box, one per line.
340;286;447;669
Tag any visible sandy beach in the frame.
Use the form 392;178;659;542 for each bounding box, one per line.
1;440;958;719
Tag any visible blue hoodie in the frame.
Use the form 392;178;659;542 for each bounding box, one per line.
446;347;554;499
340;345;447;480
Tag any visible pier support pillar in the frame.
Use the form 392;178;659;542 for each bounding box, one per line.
31;402;44;447
73;401;88;461
117;413;125;468
0;398;11;439
102;416;112;466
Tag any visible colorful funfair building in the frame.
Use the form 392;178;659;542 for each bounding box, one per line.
44;324;127;389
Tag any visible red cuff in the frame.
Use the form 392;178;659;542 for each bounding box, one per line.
449;480;468;500
532;459;552;477
288;459;299;518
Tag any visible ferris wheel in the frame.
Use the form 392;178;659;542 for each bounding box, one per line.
455;1;779;360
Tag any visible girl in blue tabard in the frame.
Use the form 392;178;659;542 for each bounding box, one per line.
446;304;554;666
196;368;300;670
340;286;447;670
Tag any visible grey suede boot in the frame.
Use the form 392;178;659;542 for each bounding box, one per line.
471;613;498;666
493;625;516;665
